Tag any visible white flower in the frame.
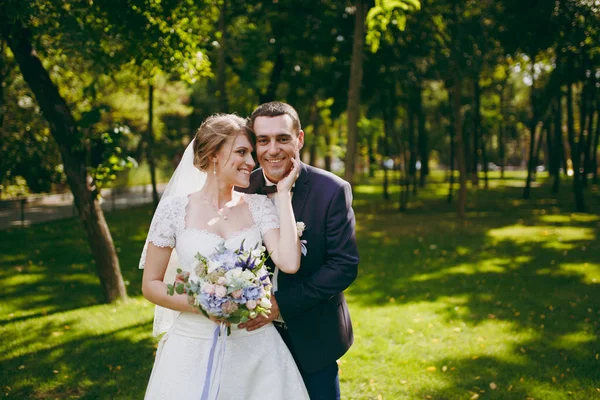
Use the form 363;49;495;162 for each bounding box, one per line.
246;300;257;310
251;249;263;258
296;221;306;237
207;260;222;273
259;297;272;309
226;269;243;279
241;269;255;281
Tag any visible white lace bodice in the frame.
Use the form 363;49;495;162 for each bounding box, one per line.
141;192;279;336
146;192;279;268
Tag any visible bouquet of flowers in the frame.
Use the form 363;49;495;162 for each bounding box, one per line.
167;240;273;325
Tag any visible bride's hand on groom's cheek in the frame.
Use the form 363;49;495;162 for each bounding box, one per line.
276;153;300;193
238;295;280;332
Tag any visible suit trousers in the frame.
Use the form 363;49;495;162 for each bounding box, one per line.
275;324;341;400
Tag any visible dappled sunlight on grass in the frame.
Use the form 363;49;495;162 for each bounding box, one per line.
536;262;600;285
487;224;595;247
1;297;153;359
536;214;600;224
554;331;597;352
0;297;154;398
345;174;600;398
344;297;545;398
410;259;511;282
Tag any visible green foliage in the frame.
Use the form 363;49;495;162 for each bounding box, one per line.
88;127;137;191
366;0;421;52
0;47;66;194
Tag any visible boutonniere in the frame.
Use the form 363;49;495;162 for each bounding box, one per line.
296;222;308;256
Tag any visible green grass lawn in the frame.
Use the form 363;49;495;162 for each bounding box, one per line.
1;171;599;399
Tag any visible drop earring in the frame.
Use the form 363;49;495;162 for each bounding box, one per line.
213;160;217;175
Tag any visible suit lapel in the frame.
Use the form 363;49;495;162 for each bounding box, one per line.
292;163;310;221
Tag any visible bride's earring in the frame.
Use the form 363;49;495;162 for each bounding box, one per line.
213;160;217;175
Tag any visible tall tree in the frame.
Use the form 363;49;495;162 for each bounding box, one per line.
344;0;367;186
2;21;127;302
1;0;209;302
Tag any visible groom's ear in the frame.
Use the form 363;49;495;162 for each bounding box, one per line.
297;130;305;150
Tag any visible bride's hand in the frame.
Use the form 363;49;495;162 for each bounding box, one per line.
276;151;300;193
209;315;231;326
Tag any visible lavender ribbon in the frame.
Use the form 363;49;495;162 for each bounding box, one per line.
200;323;228;400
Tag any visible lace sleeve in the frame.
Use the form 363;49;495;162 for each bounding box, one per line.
147;197;179;248
246;194;280;236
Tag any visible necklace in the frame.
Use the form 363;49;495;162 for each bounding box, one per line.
200;193;233;220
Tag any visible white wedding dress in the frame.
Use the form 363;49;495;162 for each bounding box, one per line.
143;192;309;400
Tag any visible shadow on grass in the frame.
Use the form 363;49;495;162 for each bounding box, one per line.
1;321;154;399
0;206;153;324
349;180;600;398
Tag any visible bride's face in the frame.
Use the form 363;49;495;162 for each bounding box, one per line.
214;133;255;187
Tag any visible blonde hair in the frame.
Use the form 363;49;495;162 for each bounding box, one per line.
193;114;254;170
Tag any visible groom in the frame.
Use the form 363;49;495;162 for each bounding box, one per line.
237;101;359;399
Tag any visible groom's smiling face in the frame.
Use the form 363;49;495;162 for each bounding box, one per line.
253;115;304;183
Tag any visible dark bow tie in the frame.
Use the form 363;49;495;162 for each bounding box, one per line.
262;185;294;194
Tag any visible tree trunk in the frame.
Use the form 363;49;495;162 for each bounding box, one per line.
0;40;6;130
323;130;332;172
499;95;506;180
343;0;365;186
534;121;546;177
382;138;390;201
547;106;555;177
447;103;455;204
523;55;537;200
462;111;472;183
380;86;393;201
523;121;538;199
147;83;159;208
472;77;482;187
579;78;590;188
583;94;596;184
367;137;375;178
481;131;489;190
449;75;467;218
392;123;409;211
551;96;563;193
0;40;9;200
308;102;319;167
592;103;599;184
3;21;126;302
216;0;228;113
416;83;428;187
567;83;586;212
400;140;410;211
407;85;418;195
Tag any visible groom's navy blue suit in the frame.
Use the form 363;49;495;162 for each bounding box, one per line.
240;162;359;397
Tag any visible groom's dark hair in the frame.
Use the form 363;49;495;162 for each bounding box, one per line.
249;101;302;135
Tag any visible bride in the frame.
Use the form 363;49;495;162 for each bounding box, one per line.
139;114;309;399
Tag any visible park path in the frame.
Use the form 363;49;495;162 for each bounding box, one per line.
0;184;166;230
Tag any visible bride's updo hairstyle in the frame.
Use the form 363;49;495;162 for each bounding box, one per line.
192;114;255;171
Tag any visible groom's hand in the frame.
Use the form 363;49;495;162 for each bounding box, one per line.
238;295;280;332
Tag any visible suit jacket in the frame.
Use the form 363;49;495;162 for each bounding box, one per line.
238;162;359;373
